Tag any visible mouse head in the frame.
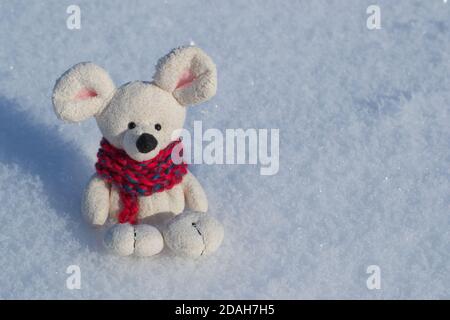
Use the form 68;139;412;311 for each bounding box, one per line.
52;46;217;161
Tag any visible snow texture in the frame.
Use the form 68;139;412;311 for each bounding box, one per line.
0;0;449;299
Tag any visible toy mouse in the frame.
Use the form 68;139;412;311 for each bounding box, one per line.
52;46;224;257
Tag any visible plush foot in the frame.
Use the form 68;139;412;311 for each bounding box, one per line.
133;224;164;257
104;223;163;257
163;212;224;258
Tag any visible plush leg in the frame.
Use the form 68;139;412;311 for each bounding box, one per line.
104;223;163;257
133;224;164;257
104;223;135;256
163;212;224;258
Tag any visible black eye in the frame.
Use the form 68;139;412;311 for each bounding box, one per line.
128;122;136;130
155;123;162;131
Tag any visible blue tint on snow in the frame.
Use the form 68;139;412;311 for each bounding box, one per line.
0;0;449;299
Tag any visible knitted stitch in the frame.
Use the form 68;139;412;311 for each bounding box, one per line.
95;138;188;224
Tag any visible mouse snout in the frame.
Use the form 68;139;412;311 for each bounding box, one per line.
136;133;158;153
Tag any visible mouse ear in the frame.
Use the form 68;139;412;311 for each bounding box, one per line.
52;62;115;122
153;46;217;106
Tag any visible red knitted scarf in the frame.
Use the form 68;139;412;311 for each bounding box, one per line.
95;138;188;224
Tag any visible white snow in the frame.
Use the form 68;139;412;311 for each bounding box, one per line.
0;0;449;299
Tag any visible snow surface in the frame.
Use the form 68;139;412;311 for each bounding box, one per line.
0;0;449;299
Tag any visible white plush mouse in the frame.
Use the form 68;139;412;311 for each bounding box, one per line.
52;46;224;258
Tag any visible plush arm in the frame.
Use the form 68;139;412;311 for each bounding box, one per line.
82;174;111;226
182;171;208;213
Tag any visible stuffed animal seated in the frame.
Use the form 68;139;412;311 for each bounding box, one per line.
52;46;224;258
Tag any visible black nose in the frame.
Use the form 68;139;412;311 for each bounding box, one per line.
136;133;158;153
